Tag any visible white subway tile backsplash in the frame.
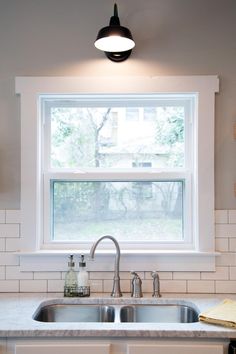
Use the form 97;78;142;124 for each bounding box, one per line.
0;239;5;252
0;211;5;224
5;238;21;252
104;279;130;293
0;224;19;238
215;224;236;238
0;280;19;292
215;280;236;294
89;271;133;280
103;280;114;293
34;272;61;280
216;253;236;266
48;280;64;292
0;267;5;280
20;280;47;293
142;280;154;293
89;272;114;280
229;267;236;280
229;238;236;252
161;280;187;293
187;280;215;293
6;210;21;224
215;238;229;252
6;266;33;280
0;253;19;266
173;272;200;280
90;280;103;293
229;210;236;224
215;210;228;224
201;267;229;280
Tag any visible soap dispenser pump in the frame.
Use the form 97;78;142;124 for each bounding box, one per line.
64;255;78;297
77;254;90;297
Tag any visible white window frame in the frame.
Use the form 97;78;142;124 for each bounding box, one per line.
42;94;193;251
16;76;219;272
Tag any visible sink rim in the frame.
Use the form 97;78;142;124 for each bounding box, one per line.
32;299;200;324
33;297;200;308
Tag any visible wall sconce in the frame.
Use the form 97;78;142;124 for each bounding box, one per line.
94;3;135;62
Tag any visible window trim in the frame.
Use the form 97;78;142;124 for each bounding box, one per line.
42;94;193;250
16;76;219;271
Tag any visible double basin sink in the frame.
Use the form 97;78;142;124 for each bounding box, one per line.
34;302;199;324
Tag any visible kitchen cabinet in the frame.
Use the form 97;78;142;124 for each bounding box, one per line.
12;343;110;354
127;342;227;354
6;338;229;354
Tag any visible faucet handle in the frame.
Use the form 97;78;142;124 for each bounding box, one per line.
130;271;143;298
151;271;161;298
151;271;158;278
131;271;139;277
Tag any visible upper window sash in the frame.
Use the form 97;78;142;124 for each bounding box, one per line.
42;94;194;173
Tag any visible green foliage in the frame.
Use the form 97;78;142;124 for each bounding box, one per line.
50;107;111;168
155;107;184;145
155;107;184;167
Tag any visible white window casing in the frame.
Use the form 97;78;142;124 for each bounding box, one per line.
42;94;192;250
16;76;219;272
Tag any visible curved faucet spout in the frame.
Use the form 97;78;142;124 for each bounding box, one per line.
90;235;122;297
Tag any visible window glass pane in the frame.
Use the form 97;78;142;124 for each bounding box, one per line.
143;107;156;121
48;103;185;169
52;180;184;243
126;107;139;121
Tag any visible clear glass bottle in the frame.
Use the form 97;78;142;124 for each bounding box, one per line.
77;254;90;297
64;255;78;297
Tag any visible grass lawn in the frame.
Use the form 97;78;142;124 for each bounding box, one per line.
54;217;183;242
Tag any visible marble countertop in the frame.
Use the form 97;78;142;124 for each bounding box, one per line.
0;293;236;339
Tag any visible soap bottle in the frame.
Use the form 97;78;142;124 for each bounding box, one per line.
64;255;78;297
77;254;90;297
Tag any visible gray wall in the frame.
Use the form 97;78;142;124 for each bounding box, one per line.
0;0;235;210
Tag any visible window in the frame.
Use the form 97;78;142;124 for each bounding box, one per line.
16;76;219;271
42;95;191;249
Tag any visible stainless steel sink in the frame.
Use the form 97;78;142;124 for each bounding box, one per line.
34;304;115;323
120;304;199;323
33;303;199;323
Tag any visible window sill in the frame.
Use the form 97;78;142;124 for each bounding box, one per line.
17;250;219;272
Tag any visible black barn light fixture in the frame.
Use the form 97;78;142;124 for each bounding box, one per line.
94;3;135;62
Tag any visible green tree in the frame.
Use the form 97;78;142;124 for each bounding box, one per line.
155;106;184;167
155;107;185;217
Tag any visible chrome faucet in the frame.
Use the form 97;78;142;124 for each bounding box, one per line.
151;271;161;297
131;271;143;298
89;235;122;297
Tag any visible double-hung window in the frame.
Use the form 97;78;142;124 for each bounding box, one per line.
43;95;193;251
17;76;219;271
